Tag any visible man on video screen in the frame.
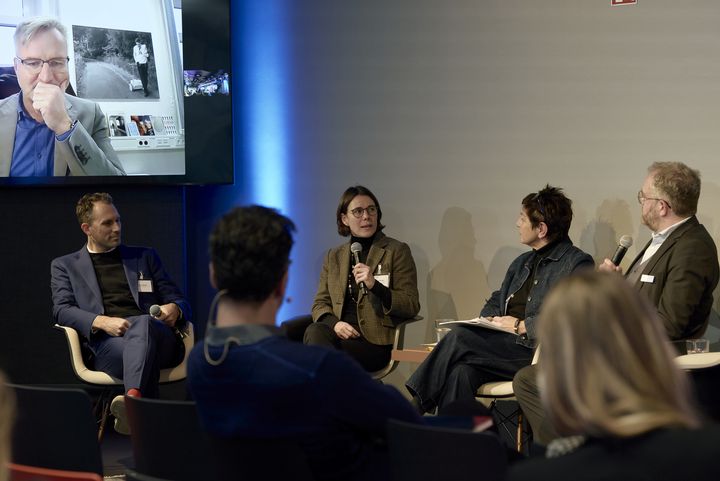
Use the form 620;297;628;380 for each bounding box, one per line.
0;17;125;176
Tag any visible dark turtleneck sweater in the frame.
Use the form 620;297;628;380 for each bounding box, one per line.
88;248;143;318
505;238;560;321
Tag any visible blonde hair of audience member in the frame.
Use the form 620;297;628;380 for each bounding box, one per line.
0;371;15;481
537;272;700;440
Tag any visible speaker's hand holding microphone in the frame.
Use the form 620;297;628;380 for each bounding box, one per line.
350;242;374;294
599;235;633;274
150;303;187;339
149;303;180;326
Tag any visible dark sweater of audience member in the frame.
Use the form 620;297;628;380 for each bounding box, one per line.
188;325;422;481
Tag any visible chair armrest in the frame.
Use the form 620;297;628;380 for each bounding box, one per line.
161;321;195;382
54;324;120;385
394;315;423;350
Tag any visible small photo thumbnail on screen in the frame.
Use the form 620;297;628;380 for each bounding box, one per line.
129;115;155;136
108;115;128;137
183;69;230;97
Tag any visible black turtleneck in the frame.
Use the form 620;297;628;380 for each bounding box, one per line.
88;248;143;318
505;238;560;321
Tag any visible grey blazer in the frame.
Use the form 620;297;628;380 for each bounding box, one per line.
0;92;126;176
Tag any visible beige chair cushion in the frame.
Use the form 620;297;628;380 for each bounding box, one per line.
56;322;194;385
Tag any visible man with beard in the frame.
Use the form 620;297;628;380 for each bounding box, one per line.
51;192;190;434
514;162;719;446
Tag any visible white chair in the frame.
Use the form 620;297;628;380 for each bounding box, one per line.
675;351;720;422
475;346;540;452
674;352;720;370
54;322;194;438
371;316;423;380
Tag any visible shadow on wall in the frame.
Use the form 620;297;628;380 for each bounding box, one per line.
700;180;720;349
425;207;491;343
578;198;634;266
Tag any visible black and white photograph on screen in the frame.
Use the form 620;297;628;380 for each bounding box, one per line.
73;25;159;100
130;115;155;136
108;115;128;137
183;70;230;97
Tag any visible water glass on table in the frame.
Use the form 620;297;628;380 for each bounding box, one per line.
434;319;454;343
686;338;710;354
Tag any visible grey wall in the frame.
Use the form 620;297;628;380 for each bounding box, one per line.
275;1;720;388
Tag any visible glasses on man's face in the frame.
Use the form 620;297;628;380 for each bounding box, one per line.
15;56;70;74
637;190;671;209
349;205;377;218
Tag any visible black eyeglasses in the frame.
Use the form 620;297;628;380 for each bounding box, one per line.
349;205;377;218
15;56;70;73
637;190;672;209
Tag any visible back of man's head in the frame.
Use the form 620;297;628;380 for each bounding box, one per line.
649;162;701;218
76;192;113;225
210;206;295;303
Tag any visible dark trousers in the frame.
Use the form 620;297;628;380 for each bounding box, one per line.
513;364;558;445
136;62;149;92
91;315;183;397
303;322;391;373
406;325;533;412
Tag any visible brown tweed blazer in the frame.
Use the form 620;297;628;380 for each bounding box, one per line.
312;233;420;345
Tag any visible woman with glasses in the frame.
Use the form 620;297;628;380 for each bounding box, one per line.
305;185;420;372
507;271;720;481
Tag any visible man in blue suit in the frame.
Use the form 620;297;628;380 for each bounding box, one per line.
51;192;191;433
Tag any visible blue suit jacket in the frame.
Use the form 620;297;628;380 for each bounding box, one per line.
51;245;191;338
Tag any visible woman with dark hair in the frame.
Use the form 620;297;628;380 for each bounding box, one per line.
305;185;420;372
406;185;594;413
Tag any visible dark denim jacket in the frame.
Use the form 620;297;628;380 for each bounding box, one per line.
480;238;594;348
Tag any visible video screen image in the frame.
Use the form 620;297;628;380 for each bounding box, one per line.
0;0;233;184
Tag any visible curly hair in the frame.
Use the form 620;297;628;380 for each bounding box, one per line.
210;205;295;302
649;162;701;217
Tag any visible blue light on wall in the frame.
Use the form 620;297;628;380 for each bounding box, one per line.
234;0;301;321
240;0;289;211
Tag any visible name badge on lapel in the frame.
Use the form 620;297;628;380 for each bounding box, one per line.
138;272;153;292
640;274;655;284
375;263;390;287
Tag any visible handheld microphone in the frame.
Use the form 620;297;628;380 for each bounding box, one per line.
149;304;162;319
350;242;368;295
150;304;187;339
611;235;633;266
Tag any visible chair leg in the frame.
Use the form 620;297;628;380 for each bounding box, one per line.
93;390;113;441
516;411;524;452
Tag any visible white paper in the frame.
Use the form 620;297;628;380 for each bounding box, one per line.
438;317;517;335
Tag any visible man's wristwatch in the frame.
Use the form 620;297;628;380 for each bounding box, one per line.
514;319;522;334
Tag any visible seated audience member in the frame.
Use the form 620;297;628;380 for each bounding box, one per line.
0;17;125;176
305;185;420;372
514;161;720;445
406;185;593;413
187;205;422;481
0;371;14;481
506;272;720;481
51;193;191;433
